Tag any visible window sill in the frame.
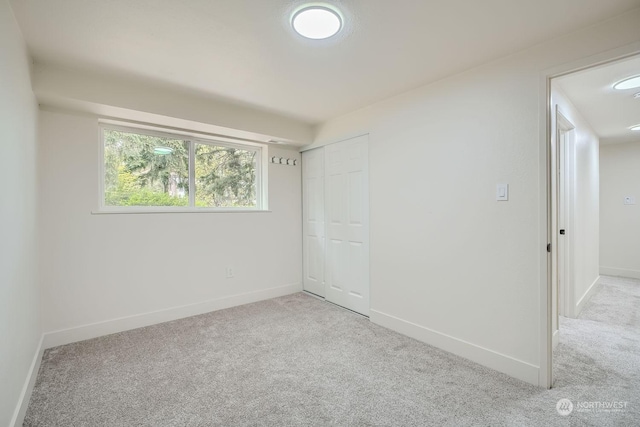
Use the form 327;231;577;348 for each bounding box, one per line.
92;208;271;215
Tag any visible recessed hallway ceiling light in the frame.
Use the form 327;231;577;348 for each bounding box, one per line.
631;124;640;131
613;75;640;90
292;6;342;40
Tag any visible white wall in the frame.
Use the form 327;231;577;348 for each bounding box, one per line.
600;141;640;279
313;11;640;385
0;1;41;424
550;87;600;318
33;63;313;145
39;109;302;344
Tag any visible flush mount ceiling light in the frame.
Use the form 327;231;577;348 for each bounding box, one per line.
631;124;640;131
153;146;173;155
292;5;342;40
613;75;640;90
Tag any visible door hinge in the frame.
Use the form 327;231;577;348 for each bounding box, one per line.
547;243;551;253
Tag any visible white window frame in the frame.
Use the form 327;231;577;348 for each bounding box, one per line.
98;123;268;213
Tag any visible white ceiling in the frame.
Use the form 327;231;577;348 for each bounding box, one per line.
10;0;640;124
555;55;640;145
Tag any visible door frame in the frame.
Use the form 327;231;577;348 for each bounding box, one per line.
539;43;640;388
555;109;575;319
550;107;576;353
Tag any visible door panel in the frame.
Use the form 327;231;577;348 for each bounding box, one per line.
302;149;325;297
349;172;363;224
329;239;345;291
306;236;321;281
324;137;369;316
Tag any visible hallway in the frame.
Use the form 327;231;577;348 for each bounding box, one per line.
553;275;640;423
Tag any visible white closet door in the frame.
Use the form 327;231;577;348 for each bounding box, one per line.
324;136;369;316
302;148;325;297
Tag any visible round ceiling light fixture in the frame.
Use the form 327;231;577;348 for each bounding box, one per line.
613;75;640;90
630;124;640;131
292;5;342;40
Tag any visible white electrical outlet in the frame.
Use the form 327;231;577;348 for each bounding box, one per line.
624;196;636;205
226;267;234;278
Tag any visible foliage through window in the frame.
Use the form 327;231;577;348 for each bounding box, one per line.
102;126;262;210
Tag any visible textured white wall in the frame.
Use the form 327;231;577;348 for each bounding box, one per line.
551;87;600;317
313;11;640;384
38;110;302;335
600;141;640;279
0;1;40;424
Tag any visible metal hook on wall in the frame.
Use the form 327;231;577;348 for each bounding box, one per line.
271;156;298;166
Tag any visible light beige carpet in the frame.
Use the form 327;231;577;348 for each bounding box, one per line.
24;276;640;426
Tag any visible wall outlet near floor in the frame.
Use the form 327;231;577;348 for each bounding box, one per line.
226;267;234;278
624;196;636;205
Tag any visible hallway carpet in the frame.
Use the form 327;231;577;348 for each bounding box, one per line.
24;276;640;426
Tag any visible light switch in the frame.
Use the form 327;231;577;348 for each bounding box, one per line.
624;196;636;205
497;184;509;201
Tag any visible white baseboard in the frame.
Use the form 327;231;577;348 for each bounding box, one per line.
575;276;600;316
10;334;45;427
600;266;640;280
43;283;301;349
370;309;539;386
552;329;559;351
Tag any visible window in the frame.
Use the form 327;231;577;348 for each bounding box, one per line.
100;125;265;211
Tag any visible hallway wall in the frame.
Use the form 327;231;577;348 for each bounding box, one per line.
600;141;640;279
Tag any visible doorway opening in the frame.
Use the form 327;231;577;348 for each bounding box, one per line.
546;51;640;387
551;109;575;353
